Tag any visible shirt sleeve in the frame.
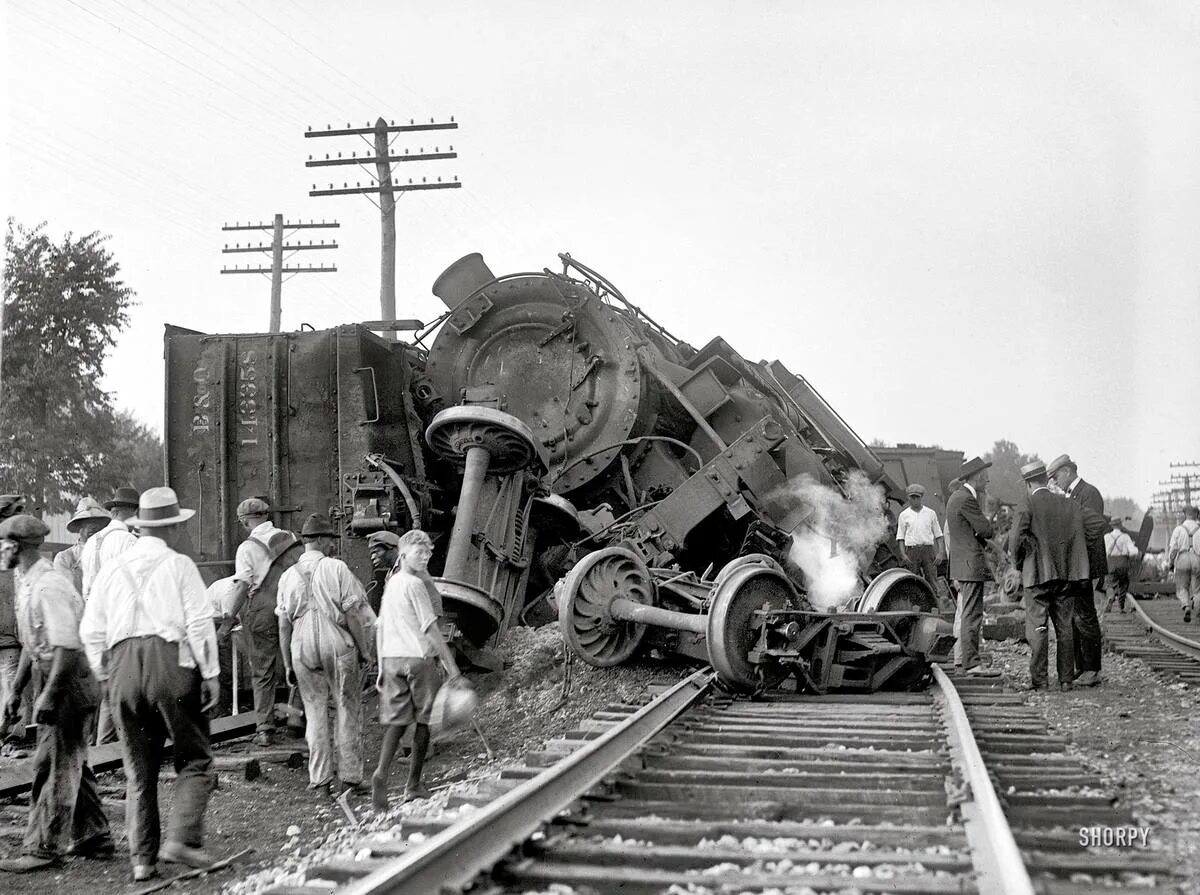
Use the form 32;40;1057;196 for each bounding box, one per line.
896;511;910;543
275;568;300;619
37;575;84;650
334;561;369;611
234;541;257;588
405;577;438;633
177;557;220;680
930;510;943;539
78;572;109;679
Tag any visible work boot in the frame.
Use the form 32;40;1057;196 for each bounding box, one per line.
132;864;157;882
1185;608;1192;623
252;730;275;748
0;854;59;873
1074;670;1101;687
68;834;116;860
159;841;216;869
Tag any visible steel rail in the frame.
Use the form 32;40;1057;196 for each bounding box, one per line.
931;665;1035;895
340;669;715;895
1128;598;1200;660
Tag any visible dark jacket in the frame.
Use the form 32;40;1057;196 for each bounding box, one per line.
1008;488;1090;588
1067;478;1107;577
946;485;994;581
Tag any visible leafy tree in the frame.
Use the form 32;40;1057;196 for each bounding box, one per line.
984;439;1043;508
1;219;137;513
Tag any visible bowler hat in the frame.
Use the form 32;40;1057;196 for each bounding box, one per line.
957;456;992;480
1020;461;1047;481
131;487;195;528
67;497;111;533
366;530;400;549
905;483;926;497
0;514;50;543
236;497;271;518
301;513;336;537
104;486;141;511
0;494;25;520
1046;454;1074;476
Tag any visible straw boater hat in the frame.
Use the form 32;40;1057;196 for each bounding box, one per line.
1020;460;1047;481
67;497;111;533
1045;454;1074;476
131;487;195;528
957;456;992;480
104;486;141;511
905;483;926;497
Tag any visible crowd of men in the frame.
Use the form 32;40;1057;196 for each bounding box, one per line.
0;487;459;881
900;452;1200;691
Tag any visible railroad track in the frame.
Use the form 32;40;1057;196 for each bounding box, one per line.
254;667;1178;895
1104;596;1200;687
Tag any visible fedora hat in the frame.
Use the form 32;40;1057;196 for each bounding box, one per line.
1020;461;1047;481
958;456;992;480
300;513;336;537
67;497;111;533
104;486;141;511
1046;454;1074;476
131;486;195;528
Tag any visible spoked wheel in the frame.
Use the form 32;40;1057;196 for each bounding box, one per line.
706;565;798;692
558;547;654;667
856;568;938;614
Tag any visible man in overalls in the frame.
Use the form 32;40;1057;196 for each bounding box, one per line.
276;514;376;795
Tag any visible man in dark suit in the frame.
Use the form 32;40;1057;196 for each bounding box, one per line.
1046;453;1105;686
1009;461;1090;690
945;456;994;674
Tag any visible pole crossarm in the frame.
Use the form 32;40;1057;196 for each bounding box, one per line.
310;181;461;197
307;152;456;167
220;266;338;274
222;243;338;253
306;121;457;137
222;221;341;231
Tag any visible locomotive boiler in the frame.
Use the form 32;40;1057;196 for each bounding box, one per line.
164;251;952;691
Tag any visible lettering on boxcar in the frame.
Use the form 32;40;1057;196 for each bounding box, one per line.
238;349;259;445
191;358;212;434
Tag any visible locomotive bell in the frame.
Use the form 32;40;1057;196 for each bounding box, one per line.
432;252;496;308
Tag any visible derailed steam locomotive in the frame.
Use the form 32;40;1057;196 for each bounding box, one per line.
164;253;953;693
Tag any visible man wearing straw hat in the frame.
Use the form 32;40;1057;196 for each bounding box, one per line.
944;456;994;675
277;514;377;796
54;497;111;595
80;487;220;882
0;514;112;873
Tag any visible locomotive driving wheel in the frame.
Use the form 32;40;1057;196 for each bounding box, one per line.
425;405;544;474
558;547;654;667
706;564;798;692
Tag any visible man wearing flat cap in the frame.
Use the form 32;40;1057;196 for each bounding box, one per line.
80;487;220;881
54;497;111;595
1008;462;1089;690
0;514;112;873
944;457;994;674
896;484;946;597
366;530;402;616
219;496;298;747
1046;454;1106;685
277;514;377;795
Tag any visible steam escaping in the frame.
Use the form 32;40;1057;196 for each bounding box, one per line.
770;470;890;610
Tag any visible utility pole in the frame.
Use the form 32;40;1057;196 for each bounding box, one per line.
1167;461;1200;508
305;117;460;332
221;218;340;331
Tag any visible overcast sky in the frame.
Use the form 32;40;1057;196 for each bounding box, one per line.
4;0;1198;506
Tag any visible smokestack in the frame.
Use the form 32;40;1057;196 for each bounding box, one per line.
432;253;496;309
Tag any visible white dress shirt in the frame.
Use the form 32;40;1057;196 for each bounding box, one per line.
1168;520;1200;565
80;536;219;680
80;518;137;599
896;506;944;547
1104;530;1138;559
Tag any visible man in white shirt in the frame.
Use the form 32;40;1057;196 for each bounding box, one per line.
895;484;945;593
80;487;140;599
1167;505;1200;622
53;497;110;595
0;515;112;873
277;515;376;795
371;530;459;809
80;488;220;882
218;497;296;747
1102;518;1140;614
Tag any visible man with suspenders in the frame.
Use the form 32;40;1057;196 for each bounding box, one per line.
276;515;376;795
80;488;220;881
218;497;296;747
1168;506;1200;622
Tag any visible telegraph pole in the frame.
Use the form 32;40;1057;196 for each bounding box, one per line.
305;117;460;331
221;218;340;331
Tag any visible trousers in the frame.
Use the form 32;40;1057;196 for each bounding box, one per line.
0;646;28;744
109;637;215;867
1070;579;1103;674
905;545;938;587
244;600;281;732
293;634;364;787
1175;552;1200;612
23;661;109;858
1025;582;1076;688
953;580;985;669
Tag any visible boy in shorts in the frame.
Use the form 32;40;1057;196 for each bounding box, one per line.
371;530;460;808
